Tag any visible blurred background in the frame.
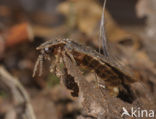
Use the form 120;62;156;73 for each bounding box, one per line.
0;0;156;119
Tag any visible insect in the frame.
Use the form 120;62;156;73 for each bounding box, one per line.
33;38;136;96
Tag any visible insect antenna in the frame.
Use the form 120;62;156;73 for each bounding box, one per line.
33;55;41;77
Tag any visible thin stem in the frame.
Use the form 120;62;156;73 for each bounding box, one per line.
99;0;109;57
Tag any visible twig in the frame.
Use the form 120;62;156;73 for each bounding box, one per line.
0;66;36;119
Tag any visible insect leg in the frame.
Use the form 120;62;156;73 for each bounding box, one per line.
64;46;77;65
49;61;56;73
55;53;63;78
49;56;58;73
94;73;106;97
49;47;63;78
38;54;44;76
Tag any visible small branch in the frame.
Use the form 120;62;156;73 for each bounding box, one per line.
0;66;36;119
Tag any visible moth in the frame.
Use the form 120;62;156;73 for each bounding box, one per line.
33;39;136;96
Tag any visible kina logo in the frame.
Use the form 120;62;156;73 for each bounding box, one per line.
121;107;155;118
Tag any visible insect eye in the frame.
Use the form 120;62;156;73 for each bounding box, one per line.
44;47;53;54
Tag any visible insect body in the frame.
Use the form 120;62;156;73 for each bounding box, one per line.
33;39;136;96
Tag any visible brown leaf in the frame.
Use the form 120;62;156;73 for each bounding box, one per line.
5;22;33;47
